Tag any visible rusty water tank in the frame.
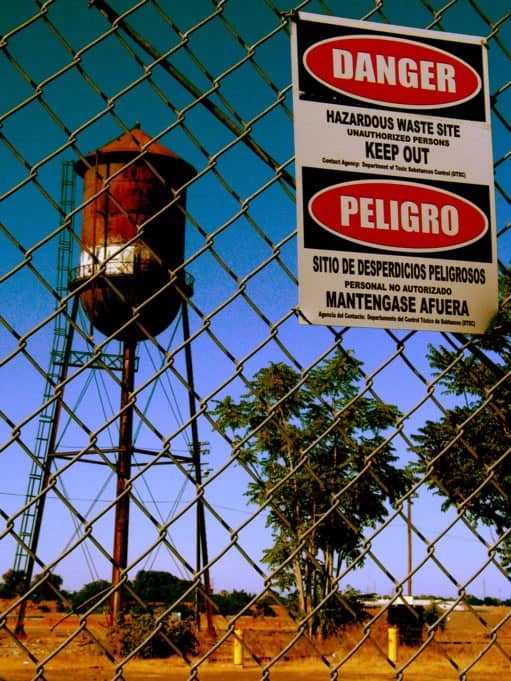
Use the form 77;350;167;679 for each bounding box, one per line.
72;126;196;341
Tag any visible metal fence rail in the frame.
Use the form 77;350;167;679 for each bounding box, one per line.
0;1;510;679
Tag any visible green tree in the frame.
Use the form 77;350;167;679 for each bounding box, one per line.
30;572;64;603
0;569;26;598
71;579;111;611
213;589;255;616
131;570;193;608
412;271;511;569
213;349;408;635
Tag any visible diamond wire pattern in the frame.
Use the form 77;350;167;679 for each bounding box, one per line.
0;1;510;679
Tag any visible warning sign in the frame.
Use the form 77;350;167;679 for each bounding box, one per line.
292;12;498;333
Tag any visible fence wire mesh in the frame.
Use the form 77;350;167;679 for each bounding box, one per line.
0;1;510;679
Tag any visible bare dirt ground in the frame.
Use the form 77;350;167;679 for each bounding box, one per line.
0;656;508;681
1;603;510;680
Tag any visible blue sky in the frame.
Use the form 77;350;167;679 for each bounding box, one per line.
1;0;510;601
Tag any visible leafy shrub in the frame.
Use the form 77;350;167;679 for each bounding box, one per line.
284;586;369;638
254;596;276;617
131;570;193;608
113;613;198;659
0;569;26;598
318;588;370;637
421;602;446;633
71;579;111;611
30;573;64;603
389;602;446;646
212;589;255;616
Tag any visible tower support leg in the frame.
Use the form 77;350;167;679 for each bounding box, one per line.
111;340;136;624
182;303;215;635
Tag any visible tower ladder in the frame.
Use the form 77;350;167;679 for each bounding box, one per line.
13;161;77;575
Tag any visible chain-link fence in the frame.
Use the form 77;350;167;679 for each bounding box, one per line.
1;1;510;679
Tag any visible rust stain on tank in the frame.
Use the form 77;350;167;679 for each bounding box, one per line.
73;127;196;341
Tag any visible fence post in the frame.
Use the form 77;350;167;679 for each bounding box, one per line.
388;626;399;663
233;629;244;666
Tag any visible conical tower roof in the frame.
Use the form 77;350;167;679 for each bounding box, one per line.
75;126;196;179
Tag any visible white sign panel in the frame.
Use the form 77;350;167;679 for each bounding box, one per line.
292;12;498;333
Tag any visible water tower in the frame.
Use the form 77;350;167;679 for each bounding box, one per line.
73;125;194;342
15;127;213;632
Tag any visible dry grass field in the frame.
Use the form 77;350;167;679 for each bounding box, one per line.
1;602;510;680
